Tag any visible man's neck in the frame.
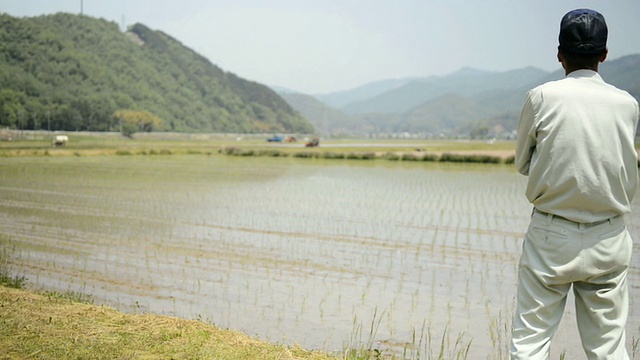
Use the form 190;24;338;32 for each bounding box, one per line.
565;64;599;76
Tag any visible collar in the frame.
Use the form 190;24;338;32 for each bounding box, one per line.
566;69;603;82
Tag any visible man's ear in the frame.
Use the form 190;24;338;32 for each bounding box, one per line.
557;47;564;63
557;47;568;73
599;49;608;63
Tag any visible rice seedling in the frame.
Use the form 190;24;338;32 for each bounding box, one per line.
0;258;27;289
488;311;511;360
631;337;640;359
343;308;384;359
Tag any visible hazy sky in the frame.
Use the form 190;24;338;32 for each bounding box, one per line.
2;0;640;94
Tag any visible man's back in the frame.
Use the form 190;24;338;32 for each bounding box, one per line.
515;69;639;223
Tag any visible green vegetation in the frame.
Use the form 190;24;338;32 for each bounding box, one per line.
0;286;338;360
114;109;163;137
0;13;313;134
0;250;26;289
0;132;518;161
221;146;507;164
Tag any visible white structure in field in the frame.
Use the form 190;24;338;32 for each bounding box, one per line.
52;135;68;146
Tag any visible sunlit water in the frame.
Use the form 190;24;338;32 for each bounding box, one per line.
2;155;640;358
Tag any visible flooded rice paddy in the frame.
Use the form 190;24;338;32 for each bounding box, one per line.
2;155;640;358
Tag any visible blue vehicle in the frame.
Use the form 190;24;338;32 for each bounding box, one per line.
267;135;283;142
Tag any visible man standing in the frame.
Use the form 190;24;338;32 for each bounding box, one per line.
511;9;640;360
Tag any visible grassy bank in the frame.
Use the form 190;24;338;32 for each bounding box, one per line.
0;285;340;360
0;246;368;359
0;280;479;359
1;239;404;360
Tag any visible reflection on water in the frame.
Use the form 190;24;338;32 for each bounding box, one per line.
2;156;640;358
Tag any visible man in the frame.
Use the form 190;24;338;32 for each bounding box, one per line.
511;9;640;360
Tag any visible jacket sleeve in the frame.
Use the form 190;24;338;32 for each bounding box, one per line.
515;92;537;176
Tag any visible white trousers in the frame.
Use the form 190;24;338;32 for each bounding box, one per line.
510;210;632;360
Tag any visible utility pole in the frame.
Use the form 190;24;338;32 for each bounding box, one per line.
80;0;83;15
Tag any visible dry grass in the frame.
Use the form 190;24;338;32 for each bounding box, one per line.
0;286;338;360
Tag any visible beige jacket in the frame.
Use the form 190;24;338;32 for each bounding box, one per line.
515;69;640;223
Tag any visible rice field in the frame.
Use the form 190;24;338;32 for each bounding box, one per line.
2;154;640;359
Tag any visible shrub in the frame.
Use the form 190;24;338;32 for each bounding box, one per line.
401;153;421;161
220;147;237;155
321;152;346;159
345;152;375;160
382;152;400;161
421;153;439;162
293;151;317;158
439;153;501;164
219;147;252;156
256;149;287;157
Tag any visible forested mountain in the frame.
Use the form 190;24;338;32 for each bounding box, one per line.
280;54;640;137
0;13;313;133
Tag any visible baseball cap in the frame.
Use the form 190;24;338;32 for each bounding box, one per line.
558;9;608;55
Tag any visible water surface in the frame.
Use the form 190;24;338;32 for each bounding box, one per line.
2;155;639;358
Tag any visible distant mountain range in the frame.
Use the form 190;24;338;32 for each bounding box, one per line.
279;55;640;137
2;12;637;138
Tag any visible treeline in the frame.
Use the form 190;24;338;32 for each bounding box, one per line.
0;13;313;134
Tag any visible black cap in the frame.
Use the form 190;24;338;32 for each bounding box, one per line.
559;9;608;55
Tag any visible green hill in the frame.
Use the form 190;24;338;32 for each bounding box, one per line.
0;13;313;134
